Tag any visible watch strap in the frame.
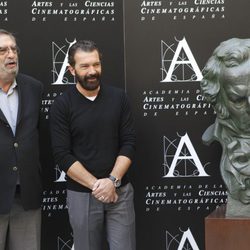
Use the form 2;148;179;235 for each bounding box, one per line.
108;175;121;187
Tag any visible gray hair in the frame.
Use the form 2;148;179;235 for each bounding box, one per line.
0;29;16;42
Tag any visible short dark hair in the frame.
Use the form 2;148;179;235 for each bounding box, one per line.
68;40;102;67
0;29;16;42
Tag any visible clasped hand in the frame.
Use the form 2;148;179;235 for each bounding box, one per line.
92;178;118;203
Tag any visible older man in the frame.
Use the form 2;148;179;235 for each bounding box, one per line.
0;29;43;250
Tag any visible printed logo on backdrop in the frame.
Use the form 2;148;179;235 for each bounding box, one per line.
42;188;67;217
52;39;76;85
163;133;209;177
0;1;8;22
42;167;67;217
57;236;74;250
30;1;115;22
140;1;225;21
166;228;199;250
144;131;227;212
141;37;215;117
55;165;67;182
161;37;202;83
41;39;76;119
141;37;215;118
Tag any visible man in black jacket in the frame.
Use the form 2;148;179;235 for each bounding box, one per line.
50;40;136;250
0;29;43;250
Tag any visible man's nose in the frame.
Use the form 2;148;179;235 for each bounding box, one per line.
88;66;96;74
7;49;16;57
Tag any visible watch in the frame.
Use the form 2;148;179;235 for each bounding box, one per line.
108;175;121;188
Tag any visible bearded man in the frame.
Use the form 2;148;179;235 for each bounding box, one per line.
50;40;136;250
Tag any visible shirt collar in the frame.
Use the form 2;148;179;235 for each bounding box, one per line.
0;80;17;95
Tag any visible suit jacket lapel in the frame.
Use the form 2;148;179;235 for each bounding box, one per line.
16;75;22;126
0;79;18;126
0;108;8;125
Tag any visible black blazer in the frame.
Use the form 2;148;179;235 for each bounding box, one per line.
0;73;43;214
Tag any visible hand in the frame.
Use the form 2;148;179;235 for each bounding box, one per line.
92;178;118;203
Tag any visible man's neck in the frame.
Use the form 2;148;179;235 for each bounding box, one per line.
0;75;15;93
76;83;100;97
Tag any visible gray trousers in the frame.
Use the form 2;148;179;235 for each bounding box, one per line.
0;193;41;250
67;183;136;250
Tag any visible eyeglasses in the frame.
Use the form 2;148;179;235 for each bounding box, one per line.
0;46;20;55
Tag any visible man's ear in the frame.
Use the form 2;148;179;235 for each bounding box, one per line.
68;65;75;76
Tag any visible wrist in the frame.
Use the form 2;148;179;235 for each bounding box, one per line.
91;179;98;191
108;175;121;188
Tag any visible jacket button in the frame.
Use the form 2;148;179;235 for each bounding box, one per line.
13;166;18;171
14;142;18;148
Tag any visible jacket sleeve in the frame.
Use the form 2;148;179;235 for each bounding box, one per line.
49;96;77;173
118;92;136;161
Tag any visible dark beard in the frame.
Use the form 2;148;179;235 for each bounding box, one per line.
75;72;100;91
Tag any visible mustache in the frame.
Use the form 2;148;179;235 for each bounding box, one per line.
85;73;100;80
5;60;17;65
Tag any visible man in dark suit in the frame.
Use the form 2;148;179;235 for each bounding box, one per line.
0;29;43;250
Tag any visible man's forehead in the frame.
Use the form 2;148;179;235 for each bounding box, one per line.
74;50;100;61
75;49;98;55
0;34;16;46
